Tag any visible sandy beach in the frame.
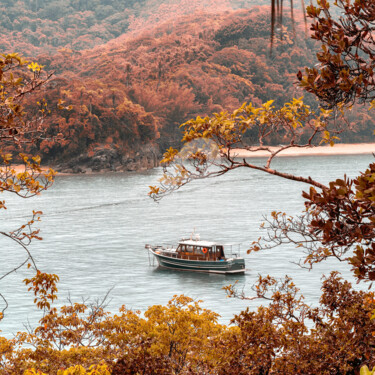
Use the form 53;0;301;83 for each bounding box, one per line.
1;164;54;174
230;143;375;158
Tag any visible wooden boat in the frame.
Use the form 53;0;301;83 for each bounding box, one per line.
145;236;246;274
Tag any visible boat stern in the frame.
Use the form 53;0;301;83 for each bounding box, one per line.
225;257;246;274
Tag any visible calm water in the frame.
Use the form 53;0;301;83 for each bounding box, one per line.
0;154;373;336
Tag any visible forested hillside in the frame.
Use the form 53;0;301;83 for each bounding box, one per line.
1;1;373;172
0;0;249;56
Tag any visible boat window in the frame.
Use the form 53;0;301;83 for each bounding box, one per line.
196;246;204;254
217;246;224;258
178;245;185;252
187;245;194;252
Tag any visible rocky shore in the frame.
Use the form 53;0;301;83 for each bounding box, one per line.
54;144;161;174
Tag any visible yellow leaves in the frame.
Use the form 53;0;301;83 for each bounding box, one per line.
24;370;48;375
231;102;247;118
2;52;25;65
279;97;313;129
27;62;44;72
262;99;275;110
320;107;333;118
24;270;59;312
360;365;375;375
159;168;185;187
320;130;339;146
20;153;29;163
0;53;52;151
0;336;14;364
56;364;110;375
202;129;212;138
58;99;73;111
1;153;12;164
181;109;246;145
0;153;55;196
160;147;179;165
306;3;321;17
370;100;375;111
148;185;160;196
141;294;222;367
24;365;110;375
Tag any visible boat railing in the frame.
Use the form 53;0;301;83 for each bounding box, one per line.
224;243;242;258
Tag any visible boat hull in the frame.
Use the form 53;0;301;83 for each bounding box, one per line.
150;250;246;274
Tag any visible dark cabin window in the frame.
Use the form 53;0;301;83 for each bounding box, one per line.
178;245;186;252
217;246;224;258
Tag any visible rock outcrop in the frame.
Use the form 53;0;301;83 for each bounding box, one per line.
55;144;161;174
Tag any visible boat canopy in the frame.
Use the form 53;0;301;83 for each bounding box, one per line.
179;240;219;247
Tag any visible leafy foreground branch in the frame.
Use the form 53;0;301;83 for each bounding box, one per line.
300;0;375;109
149;97;344;200
247;161;375;283
0;53;58;319
1;273;375;374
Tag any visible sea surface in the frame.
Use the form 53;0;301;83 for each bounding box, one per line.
1;153;374;336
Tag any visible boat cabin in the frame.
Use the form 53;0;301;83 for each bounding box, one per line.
176;240;225;261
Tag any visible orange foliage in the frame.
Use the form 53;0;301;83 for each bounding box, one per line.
2;275;375;374
13;6;326;165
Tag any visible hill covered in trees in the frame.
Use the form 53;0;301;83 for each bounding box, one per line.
2;1;373;172
0;0;267;56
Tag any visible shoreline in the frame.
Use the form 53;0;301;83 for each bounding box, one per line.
6;143;375;175
229;143;375;158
